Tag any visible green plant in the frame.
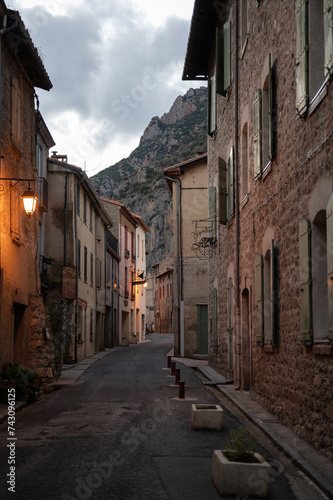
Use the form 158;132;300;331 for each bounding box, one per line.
223;428;259;463
48;299;75;368
0;363;40;403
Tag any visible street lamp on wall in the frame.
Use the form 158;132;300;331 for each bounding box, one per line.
0;178;38;217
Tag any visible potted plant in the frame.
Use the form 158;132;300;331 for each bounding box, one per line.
212;428;270;498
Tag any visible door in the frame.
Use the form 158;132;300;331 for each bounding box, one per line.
197;304;208;355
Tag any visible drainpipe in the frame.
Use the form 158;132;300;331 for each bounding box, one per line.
64;173;68;265
234;0;241;390
164;174;184;356
74;184;78;364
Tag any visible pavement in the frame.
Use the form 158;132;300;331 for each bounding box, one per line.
1;341;332;499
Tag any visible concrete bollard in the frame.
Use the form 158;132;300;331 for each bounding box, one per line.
171;361;176;376
179;381;185;399
167;355;172;368
175;368;180;385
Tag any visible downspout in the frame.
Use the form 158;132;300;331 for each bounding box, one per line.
64;173;68;265
74;184;78;364
164;174;184;356
234;0;241;390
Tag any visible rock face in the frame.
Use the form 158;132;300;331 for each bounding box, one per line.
91;87;207;269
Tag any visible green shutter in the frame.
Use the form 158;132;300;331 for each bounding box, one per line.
253;89;262;180
218;157;227;225
299;218;313;346
213;287;218;347
270;240;277;346
324;0;333;82
255;252;264;346
216;28;226;97
209;186;217;241
208;76;216;135
224;21;231;91
327;194;333;342
228;146;234;219
295;0;308;117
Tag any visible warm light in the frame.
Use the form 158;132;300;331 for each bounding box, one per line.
21;186;38;217
143;281;148;288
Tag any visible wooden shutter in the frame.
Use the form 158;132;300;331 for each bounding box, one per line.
218;157;227;225
299;218;313;346
270;240;277;346
324;0;333;82
295;0;308;117
268;53;274;161
216;28;226;97
224;21;231;91
255;252;264;346
209;186;217;241
253;89;262;180
208;76;216;135
228;146;235;219
327;194;333;342
213;287;218;347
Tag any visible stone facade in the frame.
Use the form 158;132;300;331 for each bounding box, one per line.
184;0;333;459
0;3;56;383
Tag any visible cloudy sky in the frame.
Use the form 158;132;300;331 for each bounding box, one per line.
8;0;203;175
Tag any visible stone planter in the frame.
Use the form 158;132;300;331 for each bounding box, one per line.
191;404;223;430
212;449;270;497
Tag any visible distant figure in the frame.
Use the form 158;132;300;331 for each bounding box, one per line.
145;323;149;336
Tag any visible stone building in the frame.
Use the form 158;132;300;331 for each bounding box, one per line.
132;213;149;342
45;156;112;363
153;258;173;334
164;154;209;357
183;0;333;459
0;2;56;382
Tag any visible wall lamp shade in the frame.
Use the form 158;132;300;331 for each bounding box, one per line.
21;186;38;216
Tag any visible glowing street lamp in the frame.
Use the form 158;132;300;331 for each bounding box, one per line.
21;185;38;217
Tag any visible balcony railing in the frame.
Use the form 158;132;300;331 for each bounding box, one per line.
38;177;48;212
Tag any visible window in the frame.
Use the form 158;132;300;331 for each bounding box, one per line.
299;193;333;346
227;147;235;220
90;204;93;232
78;240;81;278
96;258;101;289
208;75;216;136
11;77;21;145
241;122;249;200
218;147;234;225
255;241;278;347
90;253;93;286
83;194;87;224
253;53;275;179
76;185;80;215
137;235;140;258
209;186;217;240
295;0;333;116
84;246;88;282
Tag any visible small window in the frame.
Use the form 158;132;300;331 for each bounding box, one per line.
227;147;235;220
84;246;88;282
312;210;328;340
76;185;80;215
90;253;93;286
83;194;87;224
241;122;249;200
11;77;22;145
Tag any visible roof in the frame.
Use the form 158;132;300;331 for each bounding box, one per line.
101;197;138;227
132;213;150;233
3;8;52;90
163;153;207;194
182;0;225;81
48;158;112;227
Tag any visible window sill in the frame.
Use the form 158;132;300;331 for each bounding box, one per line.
264;344;274;353
241;194;249;209
309;82;328;116
262;161;272;180
312;343;333;356
241;36;248;59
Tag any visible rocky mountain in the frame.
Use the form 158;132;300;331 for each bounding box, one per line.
91;86;207;269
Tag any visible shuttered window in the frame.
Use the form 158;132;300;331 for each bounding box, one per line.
216;28;226;97
324;0;333;82
213;287;218;347
299;218;313;346
11;77;22;144
295;0;309;116
253;89;262;180
224;21;232;90
228;147;235;220
327;193;333;342
218;158;227;225
209;186;217;241
255;252;264;346
208;76;216;135
268;53;274;161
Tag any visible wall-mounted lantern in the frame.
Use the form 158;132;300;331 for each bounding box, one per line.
132;271;148;288
0;178;38;217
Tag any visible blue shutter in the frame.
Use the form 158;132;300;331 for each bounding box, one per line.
299;218;313;346
295;0;308;117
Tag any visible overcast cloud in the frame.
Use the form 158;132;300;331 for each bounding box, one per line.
8;0;202;175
